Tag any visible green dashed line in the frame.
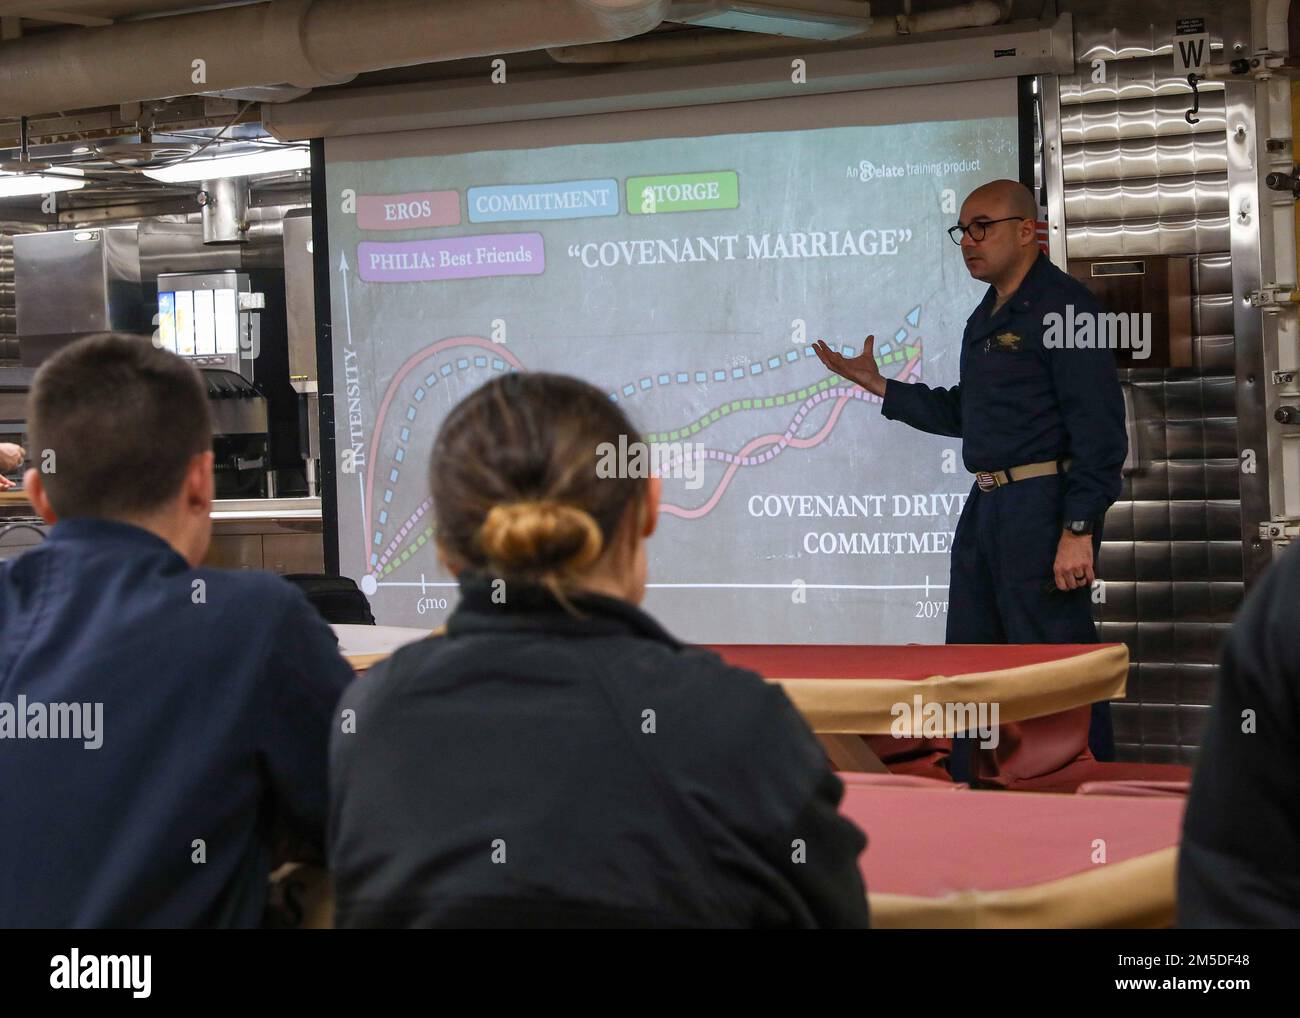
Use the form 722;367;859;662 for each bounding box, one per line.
643;371;855;443
379;525;435;578
631;342;921;445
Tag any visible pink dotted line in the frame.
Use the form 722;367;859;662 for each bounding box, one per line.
713;387;870;466
661;386;873;471
372;374;913;567
374;498;430;570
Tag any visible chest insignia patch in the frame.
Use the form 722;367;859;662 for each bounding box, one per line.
993;331;1023;352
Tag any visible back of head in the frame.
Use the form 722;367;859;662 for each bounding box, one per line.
27;332;212;520
430;372;645;589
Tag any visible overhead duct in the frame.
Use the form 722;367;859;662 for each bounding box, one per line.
665;1;873;40
553;0;1003;62
139;217;288;275
0;0;672;118
266;14;1070;140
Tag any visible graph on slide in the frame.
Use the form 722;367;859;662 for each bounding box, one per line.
326;102;1017;639
355;304;927;589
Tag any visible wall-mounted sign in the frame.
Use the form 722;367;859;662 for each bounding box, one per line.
1173;17;1209;76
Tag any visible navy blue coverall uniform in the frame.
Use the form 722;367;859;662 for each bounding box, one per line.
1178;541;1300;926
0;517;353;927
881;251;1127;769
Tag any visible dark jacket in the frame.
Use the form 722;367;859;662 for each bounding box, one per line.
1179;542;1300;926
329;571;870;928
882;251;1127;524
0;518;353;928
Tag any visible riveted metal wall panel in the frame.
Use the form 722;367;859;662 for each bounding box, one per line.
1057;0;1256;765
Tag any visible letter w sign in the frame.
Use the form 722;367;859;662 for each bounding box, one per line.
1173;17;1209;76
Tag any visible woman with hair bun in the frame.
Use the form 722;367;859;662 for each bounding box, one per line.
329;372;870;928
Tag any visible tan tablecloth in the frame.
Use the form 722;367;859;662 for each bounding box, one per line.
706;643;1128;735
841;776;1182;928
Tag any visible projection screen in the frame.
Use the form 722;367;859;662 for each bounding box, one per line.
323;77;1024;642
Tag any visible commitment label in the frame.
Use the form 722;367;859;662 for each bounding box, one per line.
356;191;461;230
358;233;544;282
626;171;738;215
468;179;619;222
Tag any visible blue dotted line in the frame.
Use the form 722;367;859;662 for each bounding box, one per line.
366;307;919;565
371;353;512;567
608;342;856;403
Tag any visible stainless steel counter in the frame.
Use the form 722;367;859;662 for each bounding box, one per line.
0;496;326;573
1;494;321;523
210;496;321;521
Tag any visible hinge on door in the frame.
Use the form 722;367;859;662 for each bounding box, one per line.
1260;518;1300;546
1247;285;1300;309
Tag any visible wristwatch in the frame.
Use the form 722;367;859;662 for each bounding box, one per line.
1064;519;1094;536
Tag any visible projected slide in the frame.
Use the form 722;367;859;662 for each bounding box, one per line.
326;95;1018;642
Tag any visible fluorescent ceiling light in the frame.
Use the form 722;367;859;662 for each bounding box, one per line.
142;146;310;183
0;167;85;197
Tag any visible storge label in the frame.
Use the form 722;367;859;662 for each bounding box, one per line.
627;171;739;214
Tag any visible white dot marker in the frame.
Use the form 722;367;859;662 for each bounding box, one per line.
360;574;378;596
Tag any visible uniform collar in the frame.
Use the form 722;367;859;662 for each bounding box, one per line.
46;516;185;562
446;568;683;647
970;251;1052;339
979;250;1052;315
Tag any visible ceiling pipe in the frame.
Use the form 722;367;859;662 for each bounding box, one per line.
551;0;1003;62
0;0;671;118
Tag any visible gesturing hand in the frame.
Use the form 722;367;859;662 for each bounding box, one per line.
811;336;886;398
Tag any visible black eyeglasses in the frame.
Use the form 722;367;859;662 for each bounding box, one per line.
947;216;1025;245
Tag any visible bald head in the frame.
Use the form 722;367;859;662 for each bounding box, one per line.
956;179;1040;294
965;179;1037;221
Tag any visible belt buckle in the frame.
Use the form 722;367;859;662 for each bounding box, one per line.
976;471;998;492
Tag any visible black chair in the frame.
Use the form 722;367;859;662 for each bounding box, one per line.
281;573;375;626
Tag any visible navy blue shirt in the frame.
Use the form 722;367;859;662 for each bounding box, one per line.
1179;542;1300;926
330;572;869;928
0;518;352;928
881;252;1127;523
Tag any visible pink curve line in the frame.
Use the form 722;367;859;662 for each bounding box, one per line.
656;387;869;471
369;348;923;566
363;336;526;563
377;386;871;568
658;394;851;520
659;354;921;520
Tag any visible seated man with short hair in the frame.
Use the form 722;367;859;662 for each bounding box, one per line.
0;333;353;928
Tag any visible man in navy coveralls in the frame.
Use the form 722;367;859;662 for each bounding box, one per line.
0;334;352;926
814;180;1127;779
